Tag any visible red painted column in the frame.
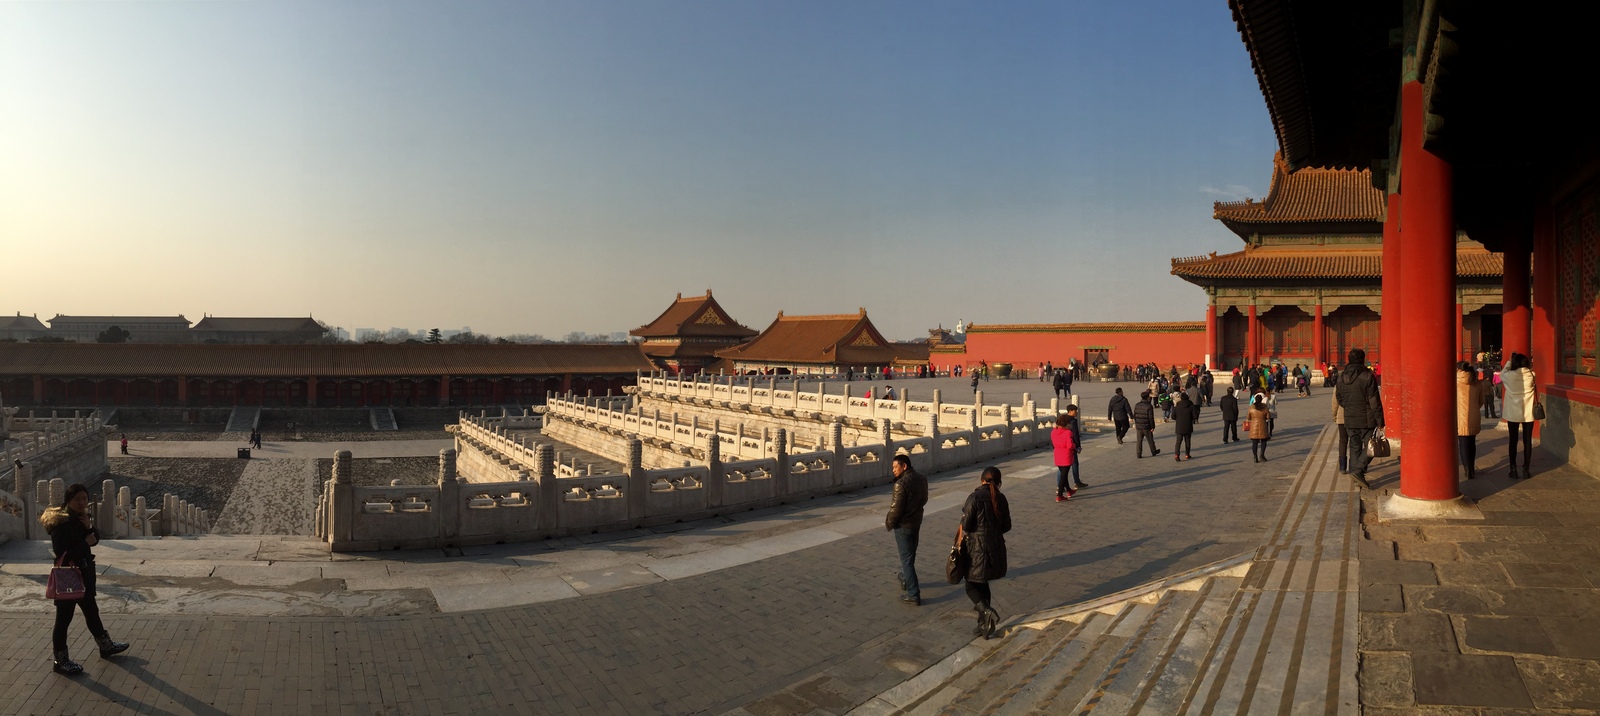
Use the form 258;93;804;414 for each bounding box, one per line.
492;379;506;404
1530;200;1557;441
307;376;318;407
1313;304;1325;368
1380;192;1405;442
1246;304;1259;368
1502;226;1532;357
1397;80;1458;502
177;376;188;406
1456;301;1465;362
32;374;43;403
1205;304;1218;370
439;374;451;405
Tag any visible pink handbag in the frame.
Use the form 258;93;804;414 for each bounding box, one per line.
46;554;86;601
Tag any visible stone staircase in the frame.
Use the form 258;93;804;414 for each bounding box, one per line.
370;407;398;431
853;425;1359;715
225;405;262;433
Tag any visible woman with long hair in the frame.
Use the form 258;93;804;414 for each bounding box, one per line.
1500;352;1539;478
1248;395;1272;463
41;483;129;675
960;467;1012;639
1457;361;1485;480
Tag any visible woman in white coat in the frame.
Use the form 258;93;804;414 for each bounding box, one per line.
1500;353;1539;479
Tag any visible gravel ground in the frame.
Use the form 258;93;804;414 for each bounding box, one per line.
103;457;250;515
276;429;452;443
117;431;231;442
314;456;443;489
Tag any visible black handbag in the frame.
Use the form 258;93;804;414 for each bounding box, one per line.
1368;427;1392;459
946;525;970;585
1533;397;1546;421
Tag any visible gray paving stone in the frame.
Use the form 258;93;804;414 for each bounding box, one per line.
1412;652;1533;708
1455;615;1560;656
1358;612;1458;652
1358;651;1414;708
1517;656;1600;710
1360;560;1438;586
1360;582;1404;613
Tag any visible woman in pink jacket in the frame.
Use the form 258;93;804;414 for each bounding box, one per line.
1052;413;1077;502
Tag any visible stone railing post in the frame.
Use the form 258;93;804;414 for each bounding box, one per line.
626;439;646;522
932;388;942;420
15;462;33;540
134;495;148;537
328;450;354;546
974;391;984;425
816;382;826;416
438;448;460;544
829;420;845;487
534;445;558;530
99;478;116;535
773;428;789;498
899;391;909;422
929;414;943;469
880;421;894;481
1002;404;1014;451
117;486;131;539
705;430;724;508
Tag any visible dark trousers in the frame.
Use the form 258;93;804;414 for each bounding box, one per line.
1252;438;1268;460
1346;427;1375;478
1223;420;1238;442
54;567;106;651
893;526;921;599
1114;418;1130;441
1056;465;1075;495
1174;433;1191;457
1136;429;1158;457
1337;425;1349;470
1482;388;1499;418
964;580;991;608
1507;421;1533;469
1457;435;1478;477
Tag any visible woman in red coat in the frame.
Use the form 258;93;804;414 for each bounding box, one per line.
1051;413;1077;502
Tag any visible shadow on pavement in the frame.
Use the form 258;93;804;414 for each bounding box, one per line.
94;655;230;716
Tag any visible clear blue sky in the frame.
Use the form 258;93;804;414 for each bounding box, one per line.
0;1;1277;340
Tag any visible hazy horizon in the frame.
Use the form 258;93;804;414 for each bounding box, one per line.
1;1;1277;341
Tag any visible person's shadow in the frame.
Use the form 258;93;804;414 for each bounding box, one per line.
68;656;230;716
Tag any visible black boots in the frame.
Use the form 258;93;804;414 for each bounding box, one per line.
53;649;82;676
972;604;1001;639
1338;455;1348;474
95;634;129;658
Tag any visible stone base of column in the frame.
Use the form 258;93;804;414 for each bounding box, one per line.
1377;492;1484;521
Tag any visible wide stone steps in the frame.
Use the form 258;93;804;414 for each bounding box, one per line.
225;405;262;433
855;424;1360;716
370;407;398;431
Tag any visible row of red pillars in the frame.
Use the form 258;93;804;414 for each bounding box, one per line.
1387;81;1533;503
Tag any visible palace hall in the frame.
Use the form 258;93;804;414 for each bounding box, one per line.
1172;154;1505;370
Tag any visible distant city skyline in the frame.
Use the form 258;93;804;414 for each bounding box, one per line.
1;1;1278;340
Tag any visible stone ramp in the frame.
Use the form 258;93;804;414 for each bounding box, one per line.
847;424;1359;715
211;458;319;535
370;406;398;431
224;405;261;433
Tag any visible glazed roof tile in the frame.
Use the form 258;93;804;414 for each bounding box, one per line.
191;317;326;333
49;315;191;326
967;322;1205;334
1213;154;1384;227
630;291;758;339
717;310;899;364
1170;247;1504;281
0;315;48;331
0;343;652;378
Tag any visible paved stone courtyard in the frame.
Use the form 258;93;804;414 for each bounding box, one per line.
0;377;1322;714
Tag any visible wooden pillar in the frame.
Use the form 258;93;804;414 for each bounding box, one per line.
1205;303;1218;370
1456;300;1465;362
492;379;506;404
32;374;43;403
177;376;188;406
1246;304;1259;368
439;375;451;406
1380;191;1404;439
1397;79;1458;502
1530;199;1557;441
1312;303;1325;368
1502;224;1532;358
560;373;572;395
307;376;317;407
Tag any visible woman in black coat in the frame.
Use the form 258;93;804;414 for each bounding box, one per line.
41;483;129;675
961;467;1012;639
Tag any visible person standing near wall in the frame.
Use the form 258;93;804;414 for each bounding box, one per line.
42;484;130;675
1500;353;1539;479
1336;348;1384;489
1219;387;1240;444
885;455;928;606
1456;361;1484;480
959;466;1011;639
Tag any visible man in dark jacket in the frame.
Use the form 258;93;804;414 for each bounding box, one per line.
885;455;929;605
1132;391;1161;458
1107;388;1134;444
1172;392;1199;460
1219;387;1240;443
1335;348;1385;489
1199;371;1214;406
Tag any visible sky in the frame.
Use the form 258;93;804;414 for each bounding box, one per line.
0;1;1278;341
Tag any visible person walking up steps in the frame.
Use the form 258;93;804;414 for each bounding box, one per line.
1133;391;1160;458
1107;387;1133;444
43;484;130;675
885;455;928;606
959;467;1011;640
1051;413;1078;502
1219;387;1240;444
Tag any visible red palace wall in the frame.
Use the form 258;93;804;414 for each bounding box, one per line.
934;329;1207;372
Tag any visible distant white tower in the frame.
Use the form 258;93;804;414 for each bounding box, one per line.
954;319;967;344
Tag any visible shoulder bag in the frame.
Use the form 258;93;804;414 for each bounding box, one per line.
945;524;970;585
46;553;86;601
1368;427;1392;459
1533;394;1546;421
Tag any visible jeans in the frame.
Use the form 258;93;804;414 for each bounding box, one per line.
1346;426;1375;478
1136;429;1158;457
1174;433;1191;456
1114;418;1130;441
1252;438;1267;460
1457;435;1477;477
1507;421;1533;469
54;563;106;651
1222;420;1238;442
893;526;921;599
